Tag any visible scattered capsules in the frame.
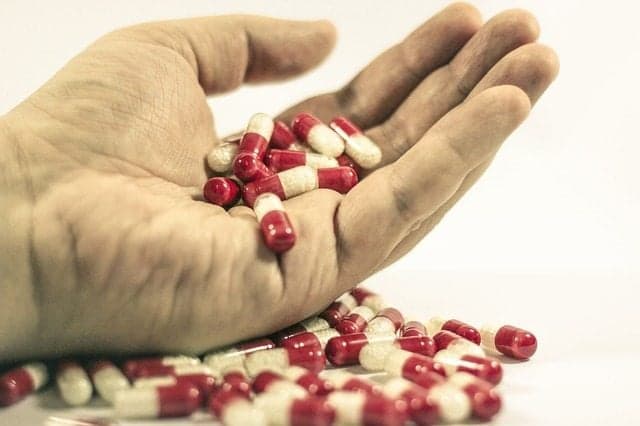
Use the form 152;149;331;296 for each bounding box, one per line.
325;391;408;426
364;307;404;334
326;333;436;367
427;316;482;345
114;382;201;419
253;192;296;253
252;370;308;398
280;329;340;352
399;320;428;338
434;349;503;385
330;116;382;169
207;141;239;173
335;306;376;335
244;345;326;377
204;337;275;373
203;177;241;208
361;347;446;386
254;392;335;426
0;362;48;407
480;323;538;359
88;360;130;404
55;361;93;406
291;112;345;158
433;330;486;357
233;113;274;182
280;366;334;396
125;362;211;381
322;370;380;395
318;293;359;327
210;388;267;426
273;316;332;344
381;377;440;426
133;369;216;401
448;372;502;420
122;355;200;380
350;287;387;312
265;149;338;172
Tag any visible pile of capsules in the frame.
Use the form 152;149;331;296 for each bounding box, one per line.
203;112;382;253
0;287;537;425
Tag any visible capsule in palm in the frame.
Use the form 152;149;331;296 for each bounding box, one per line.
291;112;344;157
233;113;274;181
330;116;382;169
203;177;241;208
253;192;296;253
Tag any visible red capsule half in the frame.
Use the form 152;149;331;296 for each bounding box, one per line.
270;120;298;150
495;325;538;360
203;177;241;208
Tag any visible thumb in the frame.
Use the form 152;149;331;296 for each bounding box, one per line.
112;15;337;94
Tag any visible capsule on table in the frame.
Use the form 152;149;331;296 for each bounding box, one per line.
326;391;408;426
281;366;334;396
480;323;538;360
253;192;296;253
350;287;387;312
219;366;252;398
330;117;382;169
291;112;345;158
204;337;275;373
207;142;239;173
433;330;485;357
426;317;481;345
133;370;216;402
203;177;241;208
0;362;48;407
122;355;200;379
242;165;358;207
380;348;446;386
125;363;211;380
56;360;93;407
364;307;404;334
252;370;308;398
272;316;332;344
326;333;435;367
244;346;326;377
433;349;503;385
448;372;502;420
322;370;380;395
335;306;376;335
254;392;335;426
114;382;201;419
88;360;130;404
319;293;359;327
210;388;267;426
382;377;439;426
265;149;339;172
270;120;298;150
280;329;340;352
399;320;428;338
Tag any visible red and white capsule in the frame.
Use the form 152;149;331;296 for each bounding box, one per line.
433;330;485;357
254;393;335;426
281;366;334;396
253;192;296;253
381;349;447;386
480;323;538;360
381;377;439;426
56;360;93;406
337;154;363;178
242;165;358;207
291;113;344;157
427;316;482;345
122;355;200;380
364;307;404;334
203;177;241;208
448;372;502;420
325;391;408;426
350;287;387;312
207;142;239;173
270;120;298;150
0;362;48;407
330;117;382;169
114;382;201;419
218;366;252;398
399;320;428;338
265;149;338;172
204;337;275;373
88;360;130;404
280;329;340;351
322;370;380;395
233;113;274;181
272;316;332;344
319;293;358;327
326;334;435;367
133;369;216;401
210;388;267;426
252;370;308;398
244;345;326;377
433;349;503;385
335;306;376;335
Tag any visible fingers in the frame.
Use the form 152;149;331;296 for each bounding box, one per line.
368;9;539;166
113;16;336;94
336;86;531;284
278;2;481;124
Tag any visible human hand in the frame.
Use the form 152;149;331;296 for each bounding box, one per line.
0;3;558;362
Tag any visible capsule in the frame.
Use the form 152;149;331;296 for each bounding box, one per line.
253;192;296;253
364;348;445;387
203;177;241;208
270;120;298;150
319;293;359;327
56;361;93;406
88;360;130;404
207;142;239;173
350;287;387;312
291;112;344;157
210;388;267;426
219;367;252;398
272;316;332;344
480;323;538;359
281;366;334;396
326;391;407;426
337;154;363;177
335;306;376;335
326;334;435;367
381;378;439;426
448;372;502;420
265;149;339;172
433;330;485;357
254;393;335;426
133;371;216;402
433;349;503;385
244;346;326;377
280;329;340;351
122;355;200;380
252;370;308;398
322;370;380;395
114;382;201;419
399;321;428;338
242;166;358;207
0;362;48;407
233;152;273;182
330;117;382;169
426;317;481;345
204;337;275;373
125;363;211;381
364;307;404;334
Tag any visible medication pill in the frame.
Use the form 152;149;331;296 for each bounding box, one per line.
219;367;252;398
114;382;201;419
433;330;485;357
327;334;436;366
448;372;502;420
88;360;130;404
253;192;296;253
204;337;275;373
254;393;335;426
233;113;274;181
433;350;503;385
203;177;241;208
134;371;216;402
350;287;387;312
265;149;338;172
325;391;407;426
242;166;358;207
245;346;326;377
337;154;362;178
0;362;48;407
252;370;308;398
125;363;211;380
330;117;382;169
280;329;340;351
207;142;239;173
56;360;93;406
270;120;298;150
480;324;538;360
210;388;267;426
426;383;472;423
233;152;273;182
364;307;404;334
272;316;331;344
291;112;345;157
381;348;446;385
319;293;358;327
335;306;376;335
382;378;439;426
322;370;380;395
281;366;334;396
122;356;199;379
399;321;428;338
427;317;481;345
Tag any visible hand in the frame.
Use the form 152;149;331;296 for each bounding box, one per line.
0;4;558;361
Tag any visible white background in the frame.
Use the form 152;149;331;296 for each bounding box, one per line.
1;0;639;425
